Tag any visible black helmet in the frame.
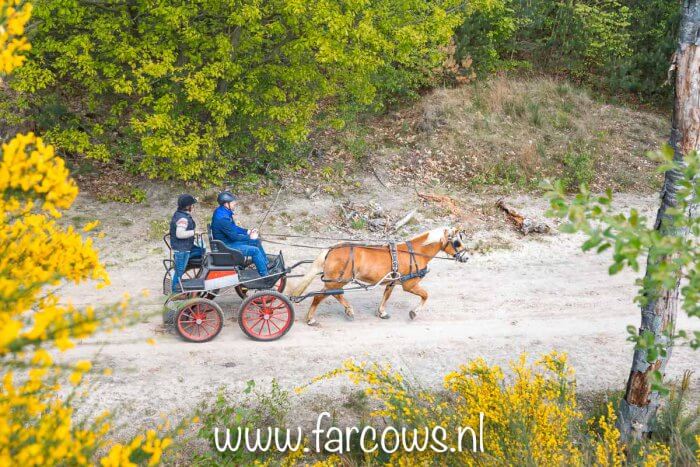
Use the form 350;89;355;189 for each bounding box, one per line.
177;194;197;210
217;191;237;205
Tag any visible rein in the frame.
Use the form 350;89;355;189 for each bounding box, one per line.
262;235;459;262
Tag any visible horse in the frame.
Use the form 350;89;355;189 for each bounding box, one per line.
288;227;469;325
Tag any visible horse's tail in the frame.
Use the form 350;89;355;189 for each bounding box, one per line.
287;249;327;297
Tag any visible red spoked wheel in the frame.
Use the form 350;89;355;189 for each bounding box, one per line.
175;298;224;343
235;275;286;299
238;291;294;342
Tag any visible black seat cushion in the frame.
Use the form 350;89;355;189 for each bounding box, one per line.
187;256;203;267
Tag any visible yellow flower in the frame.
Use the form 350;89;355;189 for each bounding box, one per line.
0;0;31;74
0;5;173;466
75;360;92;372
82;220;100;232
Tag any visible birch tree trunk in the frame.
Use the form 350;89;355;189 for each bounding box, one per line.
617;0;700;440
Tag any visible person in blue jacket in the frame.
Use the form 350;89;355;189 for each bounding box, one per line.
211;191;269;277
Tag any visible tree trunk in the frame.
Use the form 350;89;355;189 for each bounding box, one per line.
617;0;700;440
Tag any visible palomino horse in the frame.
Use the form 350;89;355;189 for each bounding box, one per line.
289;227;469;325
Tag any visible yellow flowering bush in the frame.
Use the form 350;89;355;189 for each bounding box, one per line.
303;353;582;465
0;0;30;74
0;2;173;464
295;352;686;466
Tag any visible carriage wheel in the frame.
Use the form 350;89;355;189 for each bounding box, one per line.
175;298;223;343
238;291;294;342
163;265;201;295
235;276;286;299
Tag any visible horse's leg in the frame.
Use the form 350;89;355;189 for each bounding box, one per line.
318;280;353;320
377;284;395;319
333;293;355;321
403;281;428;320
306;294;329;326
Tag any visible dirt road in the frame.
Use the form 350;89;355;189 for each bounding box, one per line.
58;192;698;436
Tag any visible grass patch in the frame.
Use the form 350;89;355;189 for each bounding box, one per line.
194;380;290;465
70;215;89;228
98;186;147;204
350;218;366;230
562;150;595;191
393;76;666;192
148;218;170;240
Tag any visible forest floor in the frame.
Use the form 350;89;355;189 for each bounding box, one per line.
56;76;697;440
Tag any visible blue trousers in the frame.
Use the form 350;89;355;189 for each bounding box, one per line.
172;245;204;293
226;239;268;276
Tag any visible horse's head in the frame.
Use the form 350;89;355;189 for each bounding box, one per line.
419;226;469;263
442;228;469;263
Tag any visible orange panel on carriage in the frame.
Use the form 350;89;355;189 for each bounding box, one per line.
206;270;237;279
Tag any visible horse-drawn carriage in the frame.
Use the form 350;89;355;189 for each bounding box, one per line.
162;227;299;342
162;227;469;343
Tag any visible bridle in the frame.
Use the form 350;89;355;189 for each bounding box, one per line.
446;231;469;263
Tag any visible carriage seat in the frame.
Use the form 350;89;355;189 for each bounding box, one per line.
208;240;248;267
163;233;204;270
206;224;253;268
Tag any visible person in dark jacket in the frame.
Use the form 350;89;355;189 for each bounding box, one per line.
211;191;269;277
170;194;204;293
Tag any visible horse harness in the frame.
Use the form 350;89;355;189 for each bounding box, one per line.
322;241;429;285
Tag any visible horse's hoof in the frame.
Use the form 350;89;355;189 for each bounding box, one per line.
409;310;417;320
378;311;391;319
345;310;355;321
307;318;319;326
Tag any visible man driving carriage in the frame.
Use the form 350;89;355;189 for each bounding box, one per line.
211;191;269;277
170;194;205;293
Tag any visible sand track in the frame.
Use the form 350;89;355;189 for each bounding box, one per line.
58;192;698;436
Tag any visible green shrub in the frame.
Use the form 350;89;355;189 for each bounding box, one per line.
503;0;680;103
651;371;700;465
350;217;367;230
606;0;681;102
8;0;463;182
196;380;291;465
511;0;631;79
562;150;594;191
454;0;517;74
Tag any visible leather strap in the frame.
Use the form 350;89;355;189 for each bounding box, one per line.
389;242;400;280
322;245;355;283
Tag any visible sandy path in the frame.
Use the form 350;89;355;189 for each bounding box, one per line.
57;193;698;436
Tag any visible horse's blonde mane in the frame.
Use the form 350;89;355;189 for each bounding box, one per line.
416;227;449;246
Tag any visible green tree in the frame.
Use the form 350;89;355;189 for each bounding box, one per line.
6;0;462;181
454;0;517;74
607;0;681;101
546;0;699;440
509;0;631;78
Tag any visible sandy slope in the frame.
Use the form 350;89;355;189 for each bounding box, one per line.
57;191;698;437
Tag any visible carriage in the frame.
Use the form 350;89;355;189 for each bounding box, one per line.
162;228;303;342
161;226;469;343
